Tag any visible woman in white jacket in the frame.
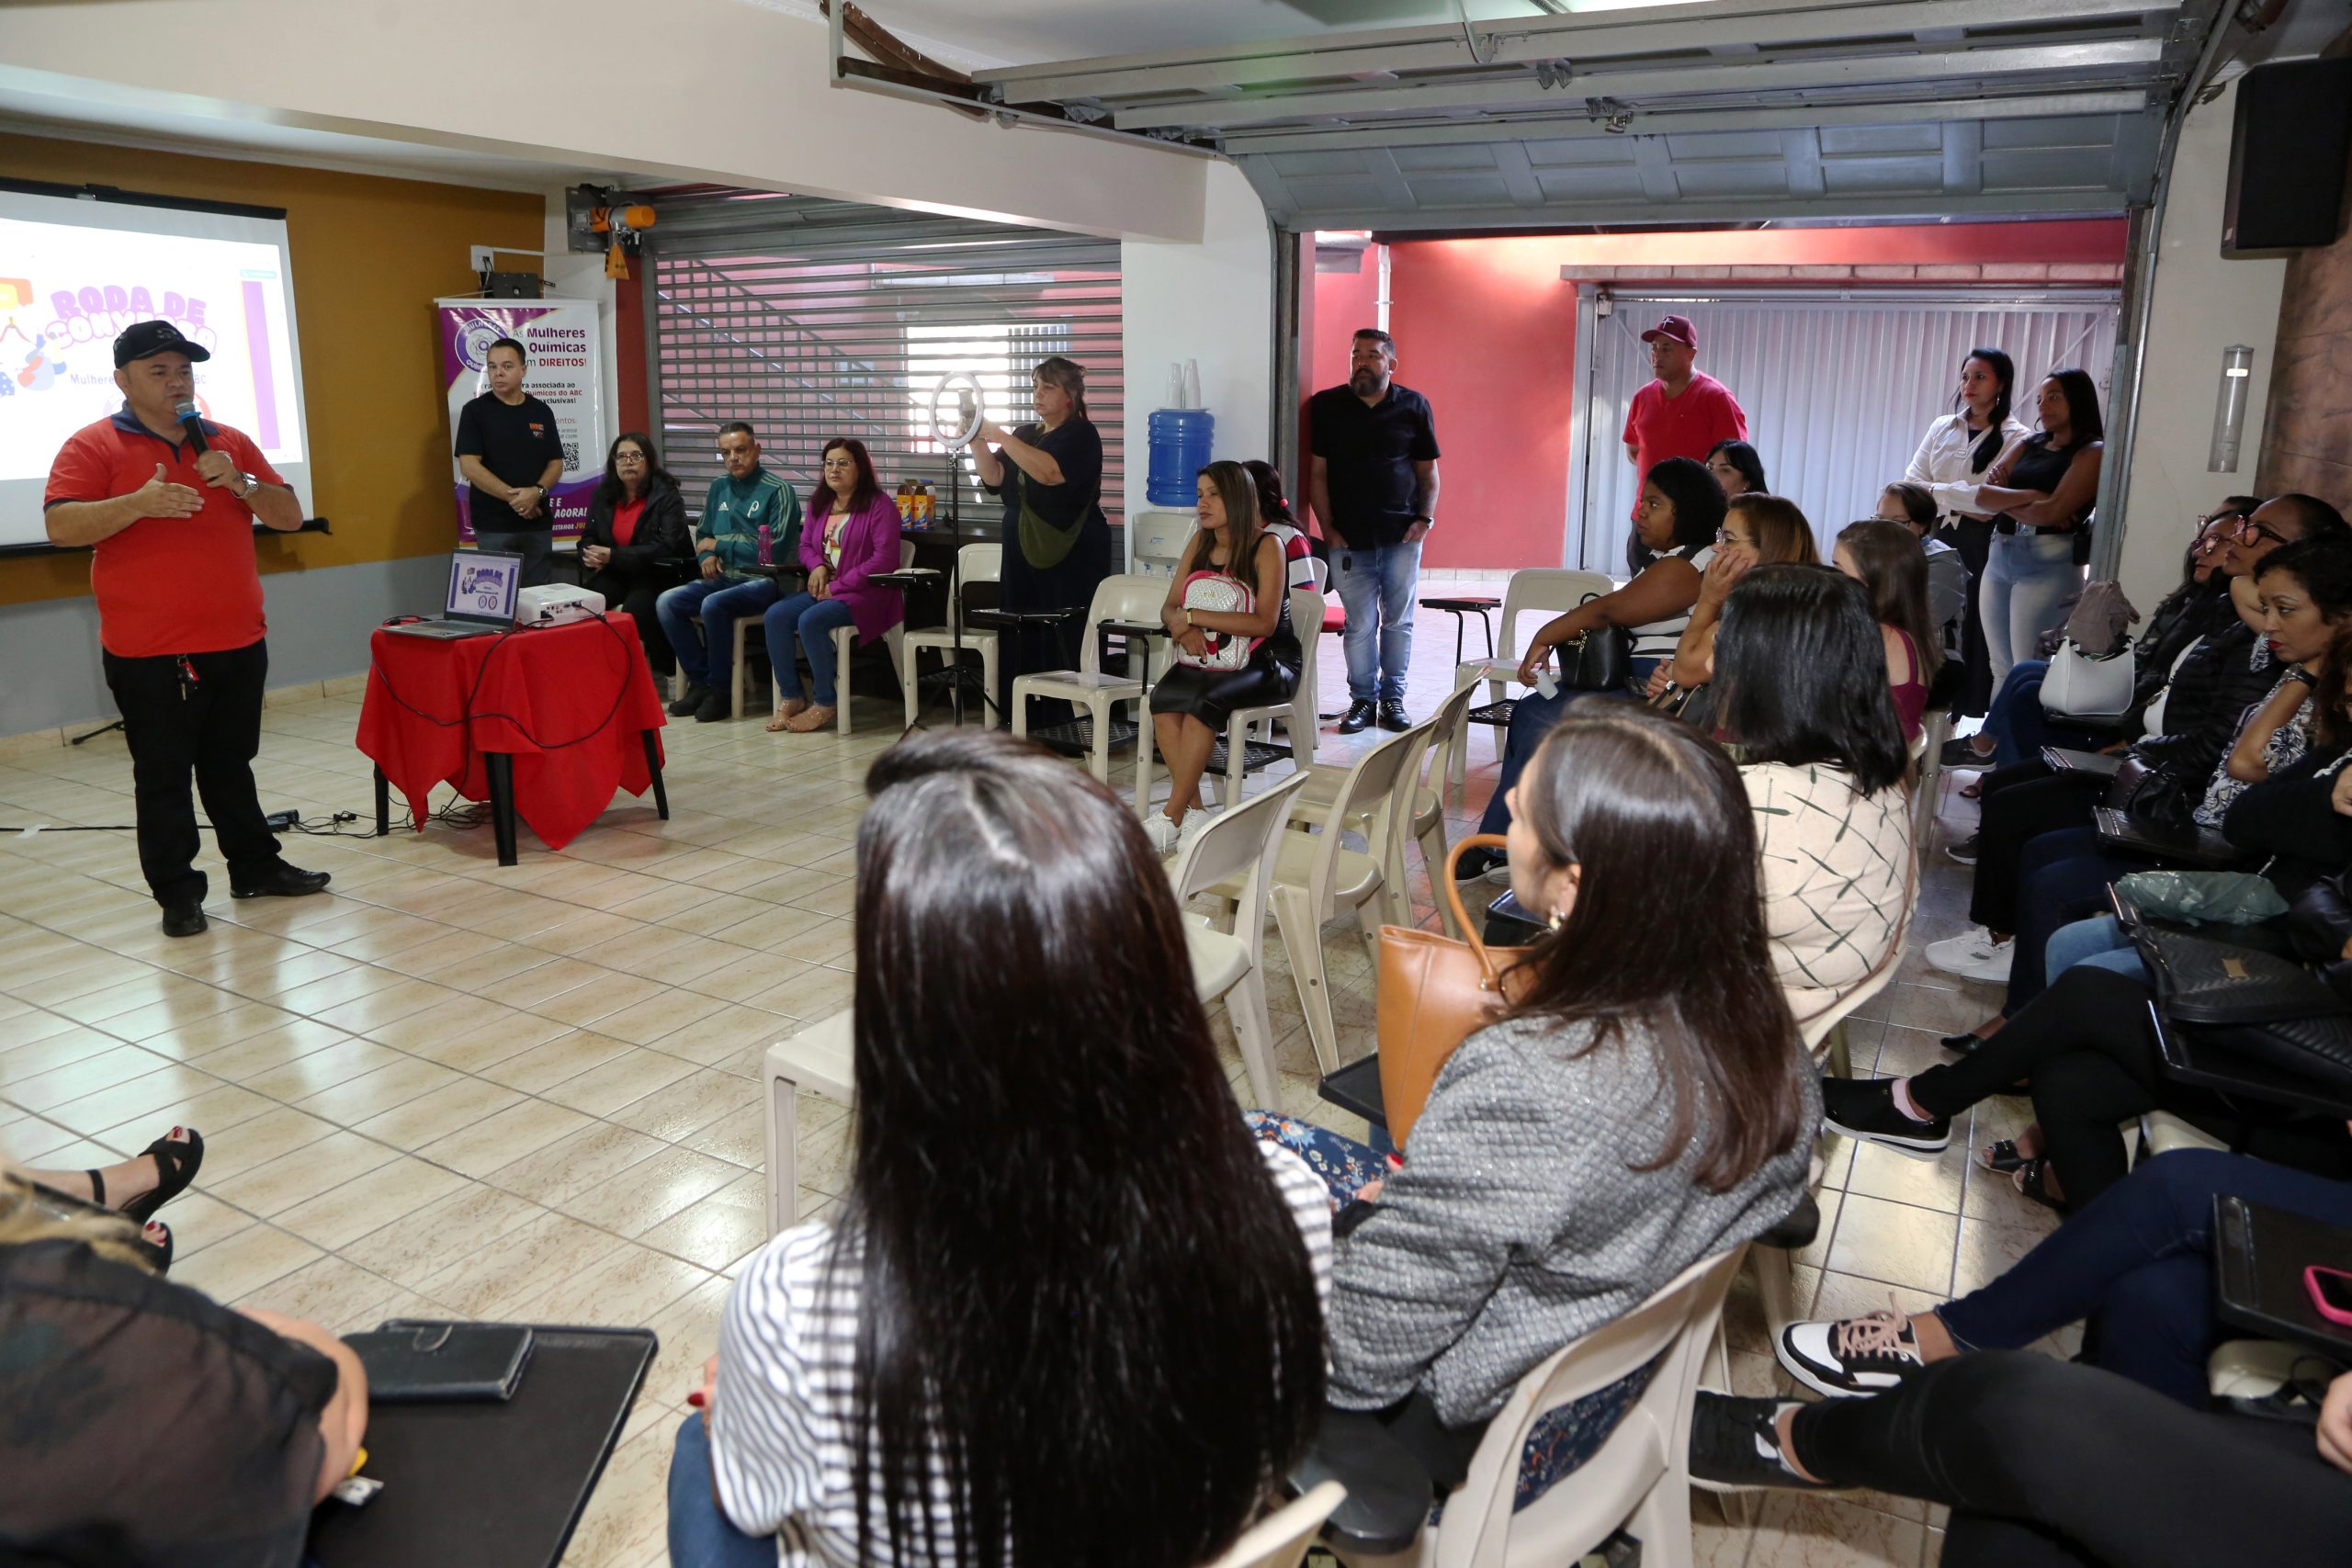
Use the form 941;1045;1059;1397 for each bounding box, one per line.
1903;347;2029;723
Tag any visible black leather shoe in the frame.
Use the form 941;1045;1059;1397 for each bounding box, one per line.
1336;699;1377;734
1377;699;1411;732
160;901;209;938
231;863;332;899
667;683;707;718
694;690;731;723
1453;845;1507;882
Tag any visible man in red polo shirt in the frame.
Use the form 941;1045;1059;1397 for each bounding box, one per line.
1622;313;1747;537
43;321;331;937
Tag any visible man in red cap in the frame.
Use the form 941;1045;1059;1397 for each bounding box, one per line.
1622;313;1747;520
43;320;331;938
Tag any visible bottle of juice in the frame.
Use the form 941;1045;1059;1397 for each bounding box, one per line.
895;481;915;524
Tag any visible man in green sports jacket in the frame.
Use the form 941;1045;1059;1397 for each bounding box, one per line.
656;421;804;722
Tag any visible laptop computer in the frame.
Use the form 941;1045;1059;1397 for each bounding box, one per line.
387;550;524;640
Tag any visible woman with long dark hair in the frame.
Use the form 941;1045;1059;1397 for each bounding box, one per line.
1974;367;2105;685
675;730;1329;1568
1904;348;2029;716
1834;519;1942;741
761;437;906;733
1254;704;1815;1507
1142;461;1301;851
1705;438;1768;501
1713;566;1915;1022
579;431;689;677
973;357;1113;728
1243;457;1320;591
1456;457;1727;874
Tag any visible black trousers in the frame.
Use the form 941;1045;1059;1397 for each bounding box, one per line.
101;638;282;908
1968;761;2104;933
582;569;675;677
1792;1351;2352;1568
1950;515;1996;716
1909;965;2162;1206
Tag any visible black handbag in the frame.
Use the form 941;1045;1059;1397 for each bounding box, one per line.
2133;923;2352;1091
1554;595;1630;694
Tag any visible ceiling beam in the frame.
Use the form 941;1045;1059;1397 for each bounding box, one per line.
1216;90;2149;154
973;0;2173;101
1270;187;2126;231
1111;39;2168;132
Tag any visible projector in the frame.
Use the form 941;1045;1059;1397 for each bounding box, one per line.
518;584;607;626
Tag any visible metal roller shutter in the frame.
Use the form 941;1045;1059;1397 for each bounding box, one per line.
644;193;1122;528
1572;291;2120;570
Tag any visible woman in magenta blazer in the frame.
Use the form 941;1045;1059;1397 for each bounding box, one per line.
763;437;906;732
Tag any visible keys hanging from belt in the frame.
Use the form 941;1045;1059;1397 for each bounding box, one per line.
176;655;200;702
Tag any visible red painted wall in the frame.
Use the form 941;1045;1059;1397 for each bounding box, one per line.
1306;220;2128;570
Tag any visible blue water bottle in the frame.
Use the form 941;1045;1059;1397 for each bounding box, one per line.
757;523;773;567
1146;410;1215;506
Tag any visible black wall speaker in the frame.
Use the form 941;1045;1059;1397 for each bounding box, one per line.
2222;58;2352;256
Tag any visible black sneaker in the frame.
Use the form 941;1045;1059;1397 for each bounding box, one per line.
1335;699;1377;734
1777;1303;1930;1399
1939;735;1992;768
667;683;708;718
1945;832;1979;866
694;690;731;723
1820;1075;1951;1156
1376;699;1411;732
1453;845;1508;882
160;900;209;938
1688;1393;1828;1493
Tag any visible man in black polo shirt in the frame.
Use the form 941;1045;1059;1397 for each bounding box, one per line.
453;335;565;587
1307;328;1441;733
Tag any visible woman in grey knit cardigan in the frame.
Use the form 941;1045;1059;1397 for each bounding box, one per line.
1253;705;1819;1508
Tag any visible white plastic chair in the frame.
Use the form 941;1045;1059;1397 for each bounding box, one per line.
1170;773;1309;1108
1136;587;1325;818
1012;573;1171;785
830;539;917;736
1450;569;1615;786
1334;1248;1744;1568
1209;721;1428;1076
1293;682;1478;937
900;542;1003;730
762;1010;853;1235
1204;1482;1347;1568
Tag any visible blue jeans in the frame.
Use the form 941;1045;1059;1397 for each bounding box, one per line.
764;592;857;707
2047;914;2149;987
1936;1150;2352;1407
1981;660;2104;768
1999;828;2139;1018
1335;542;1421;704
668;1415;774;1567
1979;530;2079;688
658;576;783;690
1242;1111;1657;1511
1472;660;1657;839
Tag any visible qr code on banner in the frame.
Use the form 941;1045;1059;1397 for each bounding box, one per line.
560;441;582;469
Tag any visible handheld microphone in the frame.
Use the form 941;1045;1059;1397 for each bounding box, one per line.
173;399;209;456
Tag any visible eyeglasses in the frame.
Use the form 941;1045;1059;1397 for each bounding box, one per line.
614;452;646;463
2235;514;2290;547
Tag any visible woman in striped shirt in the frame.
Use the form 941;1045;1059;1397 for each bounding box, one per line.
668;729;1332;1568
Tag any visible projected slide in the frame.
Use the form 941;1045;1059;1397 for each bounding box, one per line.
0;187;312;549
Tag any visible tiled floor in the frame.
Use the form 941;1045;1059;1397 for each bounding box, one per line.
0;593;2044;1567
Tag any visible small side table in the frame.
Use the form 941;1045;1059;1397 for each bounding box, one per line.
1419;594;1501;669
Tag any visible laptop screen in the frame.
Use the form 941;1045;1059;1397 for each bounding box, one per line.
447;551;523;624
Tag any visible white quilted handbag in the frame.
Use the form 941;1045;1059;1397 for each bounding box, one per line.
1172;570;1261;671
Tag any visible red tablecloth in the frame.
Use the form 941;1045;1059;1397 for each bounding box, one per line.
357;614;667;851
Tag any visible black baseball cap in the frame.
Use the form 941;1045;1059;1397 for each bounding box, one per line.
113;320;211;367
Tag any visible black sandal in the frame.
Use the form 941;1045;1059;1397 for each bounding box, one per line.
96;1127;204;1225
133;1220;174;1273
1979;1139;2032;1174
2013;1156;2069;1213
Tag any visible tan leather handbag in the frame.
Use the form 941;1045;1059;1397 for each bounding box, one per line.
1374;834;1532;1149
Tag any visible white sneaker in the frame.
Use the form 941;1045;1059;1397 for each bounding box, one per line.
1177;808;1220;850
1924;926;2013;985
1142;811;1181;855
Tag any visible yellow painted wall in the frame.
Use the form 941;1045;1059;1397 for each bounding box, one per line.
0;132;544;606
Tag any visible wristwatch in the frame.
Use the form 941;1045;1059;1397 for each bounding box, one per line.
235;472;258;499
